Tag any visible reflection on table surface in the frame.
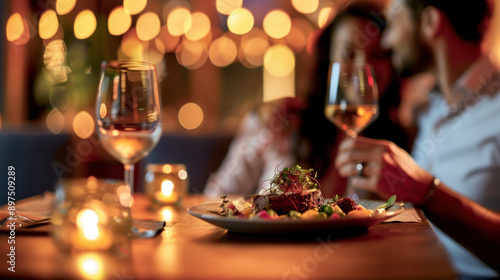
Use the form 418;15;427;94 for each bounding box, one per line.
0;194;455;280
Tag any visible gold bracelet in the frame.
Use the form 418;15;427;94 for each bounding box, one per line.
419;178;440;206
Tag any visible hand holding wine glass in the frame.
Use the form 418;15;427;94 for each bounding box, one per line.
96;61;162;193
325;62;379;199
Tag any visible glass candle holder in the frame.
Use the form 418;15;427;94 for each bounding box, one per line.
51;177;133;256
144;164;189;205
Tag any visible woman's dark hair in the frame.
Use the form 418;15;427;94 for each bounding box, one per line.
295;1;409;177
403;0;492;42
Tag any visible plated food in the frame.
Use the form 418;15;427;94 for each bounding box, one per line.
218;165;389;220
188;165;403;234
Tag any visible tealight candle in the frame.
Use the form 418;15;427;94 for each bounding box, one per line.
51;177;132;256
144;164;189;205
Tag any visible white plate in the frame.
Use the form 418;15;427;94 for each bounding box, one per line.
187;199;404;234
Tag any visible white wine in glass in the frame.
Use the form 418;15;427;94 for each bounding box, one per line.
325;62;379;198
325;104;378;137
96;61;162;193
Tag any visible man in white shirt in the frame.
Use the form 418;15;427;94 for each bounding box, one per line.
334;0;500;277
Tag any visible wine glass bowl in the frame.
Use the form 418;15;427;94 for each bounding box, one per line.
325;62;379;200
96;61;162;192
325;62;379;137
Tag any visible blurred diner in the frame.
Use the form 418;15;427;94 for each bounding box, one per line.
204;1;410;198
335;0;500;277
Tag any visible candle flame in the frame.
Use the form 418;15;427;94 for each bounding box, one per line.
83;226;99;240
76;209;99;240
161;180;174;196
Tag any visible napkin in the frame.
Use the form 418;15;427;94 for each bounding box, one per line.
383;206;421;223
12;191;54;218
0;192;167;237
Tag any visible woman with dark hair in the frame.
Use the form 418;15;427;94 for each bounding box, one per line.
204;1;409;198
296;2;409;197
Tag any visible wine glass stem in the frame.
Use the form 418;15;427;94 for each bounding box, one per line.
346;130;359;200
124;163;134;194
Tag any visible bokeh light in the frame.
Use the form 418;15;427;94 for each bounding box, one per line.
216;0;243;15
46;108;65;135
157;25;180;53
241;28;269;67
73;111;94;139
209;36;237;67
108;6;132;36
176;40;208;69
137;12;161;41
155;38;166;53
185;12;211;41
56;0;77;15
263;10;291;39
120;28;143;60
291;0;319;14
178;169;188;180
163;164;172;174
78;254;103;279
199;29;214;48
178;103;204;130
318;7;334;28
10;16;30;46
263;66;295;102
143;39;165;65
167;7;192;36
238;45;253;69
227;8;254;35
286;18;313;53
124;0;147;15
74;10;97;39
161;207;173;222
39;10;59;40
263;44;295;77
6;13;24;42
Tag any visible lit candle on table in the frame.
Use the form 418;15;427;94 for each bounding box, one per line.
72;209;113;251
155;179;178;203
145;164;188;205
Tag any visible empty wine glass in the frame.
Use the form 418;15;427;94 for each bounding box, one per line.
325;62;379;199
96;61;162;193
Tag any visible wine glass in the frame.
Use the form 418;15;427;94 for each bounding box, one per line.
96;61;162;193
325;62;379;199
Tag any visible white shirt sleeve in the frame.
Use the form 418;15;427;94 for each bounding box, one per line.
203;111;294;197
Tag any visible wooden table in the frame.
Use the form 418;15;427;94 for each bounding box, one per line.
0;194;456;279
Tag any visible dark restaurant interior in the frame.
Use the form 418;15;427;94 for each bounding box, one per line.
1;0;500;279
2;0;333;197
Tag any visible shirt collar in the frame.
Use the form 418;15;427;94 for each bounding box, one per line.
450;55;499;104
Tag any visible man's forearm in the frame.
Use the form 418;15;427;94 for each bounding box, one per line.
422;182;500;272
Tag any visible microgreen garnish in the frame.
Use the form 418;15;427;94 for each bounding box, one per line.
264;165;320;195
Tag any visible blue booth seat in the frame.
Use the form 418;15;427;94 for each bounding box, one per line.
143;133;233;193
0;129;71;202
0;130;233;203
